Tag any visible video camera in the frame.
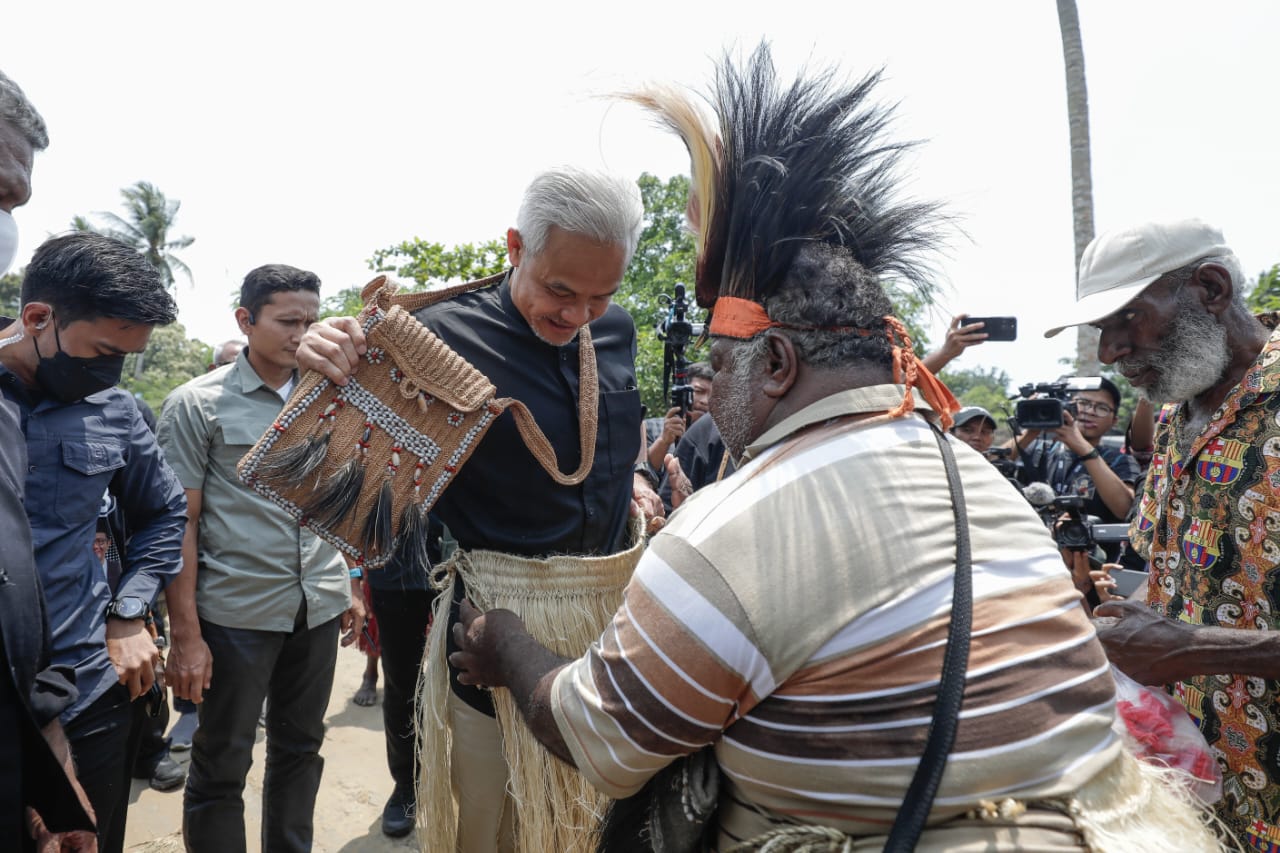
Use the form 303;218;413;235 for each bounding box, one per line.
656;283;706;420
1012;376;1103;430
1021;484;1128;556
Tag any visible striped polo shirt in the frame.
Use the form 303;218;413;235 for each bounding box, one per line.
551;385;1121;847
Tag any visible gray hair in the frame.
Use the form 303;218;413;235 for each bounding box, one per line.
515;166;644;261
0;70;49;151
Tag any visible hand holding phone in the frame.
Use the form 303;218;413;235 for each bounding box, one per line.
964;316;1017;342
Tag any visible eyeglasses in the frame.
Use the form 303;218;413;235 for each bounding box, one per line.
1071;398;1115;417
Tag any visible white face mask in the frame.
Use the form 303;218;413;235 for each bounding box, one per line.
0;210;18;277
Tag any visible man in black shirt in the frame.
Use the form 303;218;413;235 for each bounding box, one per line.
298;166;648;853
1013;377;1141;539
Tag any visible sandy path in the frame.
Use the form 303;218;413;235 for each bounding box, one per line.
124;643;417;852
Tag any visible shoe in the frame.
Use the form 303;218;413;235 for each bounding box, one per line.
168;711;199;752
381;785;416;838
148;756;187;792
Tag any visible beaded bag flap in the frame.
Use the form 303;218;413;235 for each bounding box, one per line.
238;273;598;568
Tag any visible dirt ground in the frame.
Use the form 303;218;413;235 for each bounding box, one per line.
124;643;416;852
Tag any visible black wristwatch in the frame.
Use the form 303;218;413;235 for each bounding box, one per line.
1078;447;1101;462
633;463;661;490
105;596;148;621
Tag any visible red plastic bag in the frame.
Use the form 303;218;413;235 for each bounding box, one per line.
1110;666;1222;804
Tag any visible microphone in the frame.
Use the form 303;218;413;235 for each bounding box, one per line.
1021;481;1056;510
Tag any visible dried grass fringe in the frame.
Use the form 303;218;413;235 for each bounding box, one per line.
415;519;645;853
724;747;1239;852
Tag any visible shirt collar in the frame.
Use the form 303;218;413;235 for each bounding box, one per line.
230;347;293;395
742;384;937;461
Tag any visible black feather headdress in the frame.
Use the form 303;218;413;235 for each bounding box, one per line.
625;43;946;311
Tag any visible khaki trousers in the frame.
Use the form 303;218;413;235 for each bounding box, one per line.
448;691;515;853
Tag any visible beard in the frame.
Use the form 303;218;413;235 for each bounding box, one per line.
1116;292;1231;404
712;343;764;461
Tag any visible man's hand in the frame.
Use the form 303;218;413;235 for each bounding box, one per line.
26;809;97;852
450;599;529;689
659;406;687;446
296;316;367;386
1093;599;1197;686
632;471;664;527
1089;564;1125;604
106;618;160;700
1051;410;1093;456
940;315;988;359
167;632;214;704
921;315;988;374
340;580;368;648
665;454;694;511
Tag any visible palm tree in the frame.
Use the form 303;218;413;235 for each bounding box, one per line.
1056;0;1100;376
72;181;194;377
88;181;194;290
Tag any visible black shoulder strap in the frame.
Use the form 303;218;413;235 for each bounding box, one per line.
883;424;973;852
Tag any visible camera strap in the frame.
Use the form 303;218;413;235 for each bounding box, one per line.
883;423;973;852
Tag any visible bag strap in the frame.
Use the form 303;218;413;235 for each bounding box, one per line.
495;323;599;486
883;423;973;852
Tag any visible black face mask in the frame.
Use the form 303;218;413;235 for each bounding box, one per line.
33;320;126;403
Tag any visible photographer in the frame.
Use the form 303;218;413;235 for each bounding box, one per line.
643;361;711;472
1008;377;1140;530
950;405;996;453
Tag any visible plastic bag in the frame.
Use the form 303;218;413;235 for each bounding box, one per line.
1110;666;1223;804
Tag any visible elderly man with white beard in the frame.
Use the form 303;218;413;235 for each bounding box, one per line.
1045;217;1280;847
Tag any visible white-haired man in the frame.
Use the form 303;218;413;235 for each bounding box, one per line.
298;166;652;853
1047;217;1280;847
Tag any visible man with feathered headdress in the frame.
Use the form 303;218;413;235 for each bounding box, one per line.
451;46;1226;851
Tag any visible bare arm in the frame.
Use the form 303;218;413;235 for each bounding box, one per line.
1095;598;1280;684
921;315;988;374
1128;397;1156;452
449;600;575;766
166;488;213;703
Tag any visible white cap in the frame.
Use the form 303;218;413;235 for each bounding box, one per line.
1044;218;1231;338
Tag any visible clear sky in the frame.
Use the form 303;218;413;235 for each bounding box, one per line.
6;0;1279;392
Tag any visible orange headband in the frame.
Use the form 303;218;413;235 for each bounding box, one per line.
708;296;960;430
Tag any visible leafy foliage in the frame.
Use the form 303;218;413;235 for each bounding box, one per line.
72;181;194;290
1246;263;1280;312
619;174;701;415
320;239;509;318
0;268;21;315
118;322;211;410
940;365;1016;437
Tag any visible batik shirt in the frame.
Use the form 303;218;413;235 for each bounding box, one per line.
1131;325;1280;849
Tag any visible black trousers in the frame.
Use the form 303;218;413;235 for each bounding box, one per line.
368;586;434;793
182;609;339;853
64;683;148;853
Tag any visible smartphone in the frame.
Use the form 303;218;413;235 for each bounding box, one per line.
966;316;1017;341
1110;569;1149;598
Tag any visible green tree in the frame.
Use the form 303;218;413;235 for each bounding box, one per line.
73;181;195;379
118;322;211;411
618;174;700;415
320;239;509;318
74;181;194;290
0;268;21;315
1246;263;1280;312
941;365;1015;437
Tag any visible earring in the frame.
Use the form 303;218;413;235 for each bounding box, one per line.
35;321;47;329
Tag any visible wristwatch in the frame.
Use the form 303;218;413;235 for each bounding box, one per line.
633;463;661;490
105;596;149;621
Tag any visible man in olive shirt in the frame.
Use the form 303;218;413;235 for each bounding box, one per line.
158;265;364;853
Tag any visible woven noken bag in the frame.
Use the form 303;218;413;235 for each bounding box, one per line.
237;273;598;568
